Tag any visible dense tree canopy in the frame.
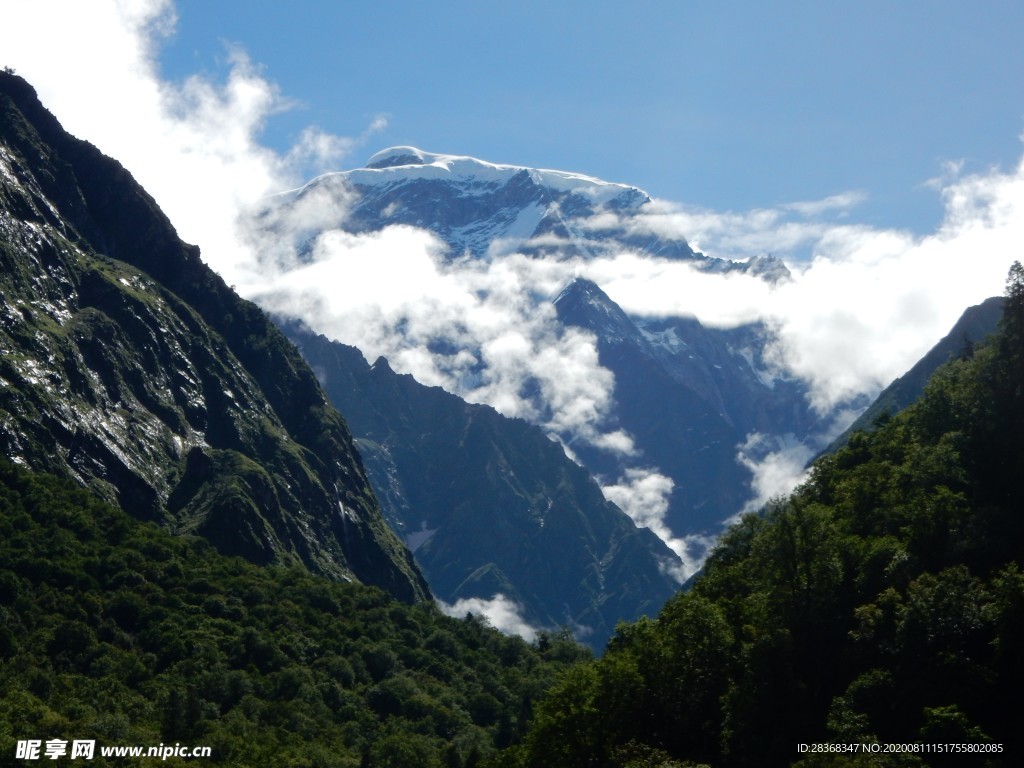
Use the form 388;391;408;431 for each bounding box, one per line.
0;462;588;767
507;264;1024;768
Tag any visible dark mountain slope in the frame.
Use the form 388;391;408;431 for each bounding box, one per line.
0;71;426;601
827;295;1004;452
281;321;681;649
554;278;830;534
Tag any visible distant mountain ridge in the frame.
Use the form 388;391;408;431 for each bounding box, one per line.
260;147;816;553
0;71;427;601
281;320;680;649
276;147;1006;558
277;145;790;279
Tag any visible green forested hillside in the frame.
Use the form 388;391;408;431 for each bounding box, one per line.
507;264;1024;768
0;461;589;767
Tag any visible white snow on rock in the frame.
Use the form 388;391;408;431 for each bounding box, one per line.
346;146;648;206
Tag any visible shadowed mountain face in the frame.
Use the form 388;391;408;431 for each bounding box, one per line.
0;72;427;601
281;320;681;650
552;278;834;534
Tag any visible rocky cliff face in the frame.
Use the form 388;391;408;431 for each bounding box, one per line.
554;278;831;534
282;320;680;649
0;72;427;602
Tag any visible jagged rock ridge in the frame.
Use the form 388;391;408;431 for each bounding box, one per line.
554;277;833;533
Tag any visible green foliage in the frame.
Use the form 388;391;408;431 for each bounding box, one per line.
0;461;587;766
512;267;1024;766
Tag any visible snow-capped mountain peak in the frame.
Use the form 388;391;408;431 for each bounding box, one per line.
365;146;432;168
281;147;680;260
361;145;647;204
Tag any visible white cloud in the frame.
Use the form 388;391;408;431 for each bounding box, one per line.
782;191;868;217
586;252;774;325
282;116;389;183
601;468;711;583
578;196;853;263
734;432;817;518
1;0;383;290
436;593;542;643
253;223;626;449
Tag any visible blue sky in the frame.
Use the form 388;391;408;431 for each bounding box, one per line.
159;0;1024;234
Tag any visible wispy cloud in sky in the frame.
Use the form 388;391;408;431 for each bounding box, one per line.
734;432;817;518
